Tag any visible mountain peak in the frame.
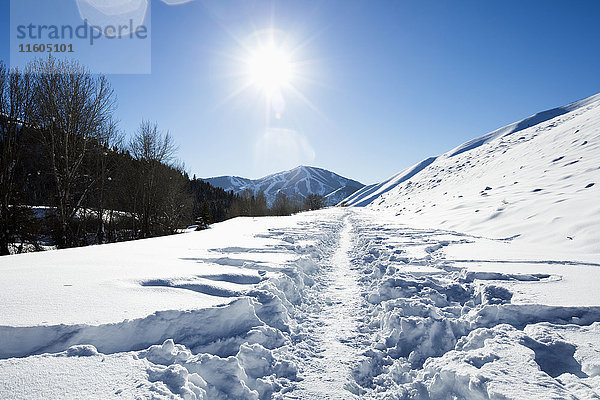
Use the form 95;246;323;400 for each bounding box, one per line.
203;166;364;206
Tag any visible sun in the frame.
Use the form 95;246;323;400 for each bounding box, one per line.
215;28;321;121
246;44;294;95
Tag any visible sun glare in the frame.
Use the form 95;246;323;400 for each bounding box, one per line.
215;28;321;121
247;45;293;95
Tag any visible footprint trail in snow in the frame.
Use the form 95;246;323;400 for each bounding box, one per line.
287;215;364;399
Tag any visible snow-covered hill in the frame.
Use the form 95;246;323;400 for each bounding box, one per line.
344;93;600;253
203;165;364;206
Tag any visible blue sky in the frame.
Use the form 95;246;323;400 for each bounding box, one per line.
1;0;600;184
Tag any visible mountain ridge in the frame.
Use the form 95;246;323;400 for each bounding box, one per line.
343;92;600;252
202;165;364;206
344;92;600;208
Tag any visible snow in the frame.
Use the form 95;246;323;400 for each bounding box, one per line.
0;348;159;399
342;157;437;207
287;214;365;398
343;211;600;399
2;94;600;399
343;92;600;254
1;207;599;399
203;165;364;205
0;217;298;327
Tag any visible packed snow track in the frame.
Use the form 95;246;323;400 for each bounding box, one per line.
1;208;600;399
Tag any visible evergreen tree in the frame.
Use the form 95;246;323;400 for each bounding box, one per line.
199;200;212;226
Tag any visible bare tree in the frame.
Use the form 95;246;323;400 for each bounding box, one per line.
129;120;178;238
0;62;37;255
129;120;177;165
158;162;192;234
92;119;121;243
31;57;116;248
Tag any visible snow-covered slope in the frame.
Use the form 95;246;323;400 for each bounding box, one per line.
344;93;600;253
203;166;364;206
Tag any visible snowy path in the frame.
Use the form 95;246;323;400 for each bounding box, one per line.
286;214;364;399
1;208;600;399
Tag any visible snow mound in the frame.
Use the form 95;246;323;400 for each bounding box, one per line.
142;339;298;399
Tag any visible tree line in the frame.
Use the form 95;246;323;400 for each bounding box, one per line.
0;58;326;255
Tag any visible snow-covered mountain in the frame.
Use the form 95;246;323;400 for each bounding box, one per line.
344;92;600;253
202;165;364;206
